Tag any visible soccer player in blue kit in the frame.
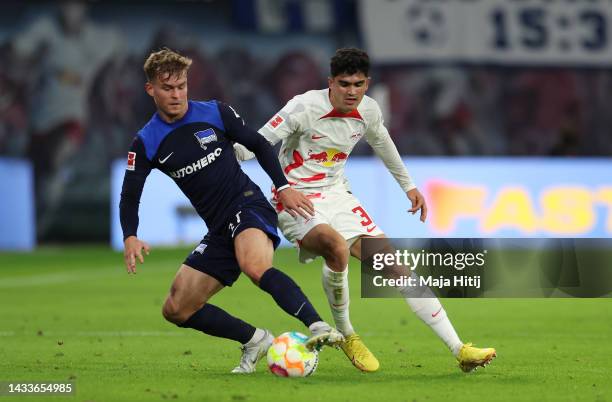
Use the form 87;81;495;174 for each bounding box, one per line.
119;48;343;373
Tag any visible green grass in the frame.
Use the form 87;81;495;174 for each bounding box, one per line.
0;246;611;402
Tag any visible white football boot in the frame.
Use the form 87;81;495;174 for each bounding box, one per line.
231;329;274;374
305;322;345;351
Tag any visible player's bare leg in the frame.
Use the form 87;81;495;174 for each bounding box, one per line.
162;265;271;373
234;227;275;285
300;224;353;333
351;235;496;371
162;265;223;325
234;228;343;352
300;224;379;371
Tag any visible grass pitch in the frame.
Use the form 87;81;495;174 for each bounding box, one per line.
0;246;610;402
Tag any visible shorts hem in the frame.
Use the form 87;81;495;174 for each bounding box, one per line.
233;224;280;249
182;258;238;287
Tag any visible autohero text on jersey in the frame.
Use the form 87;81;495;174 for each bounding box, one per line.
169;148;222;179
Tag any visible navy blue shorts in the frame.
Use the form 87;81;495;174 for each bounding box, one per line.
183;198;280;286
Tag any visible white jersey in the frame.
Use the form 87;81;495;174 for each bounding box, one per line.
256;89;416;192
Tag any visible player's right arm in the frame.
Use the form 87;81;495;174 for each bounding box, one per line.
119;137;152;273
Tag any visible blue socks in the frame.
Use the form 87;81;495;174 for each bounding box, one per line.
177;268;321;343
179;303;255;344
259;268;321;327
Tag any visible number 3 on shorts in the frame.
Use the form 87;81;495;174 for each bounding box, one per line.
351;206;373;227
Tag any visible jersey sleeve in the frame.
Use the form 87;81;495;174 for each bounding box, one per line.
365;103;417;192
257;97;302;144
217;102;289;190
119;136;152;240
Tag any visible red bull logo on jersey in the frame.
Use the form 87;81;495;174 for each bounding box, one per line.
307;148;348;167
194;128;217;150
331;152;349;162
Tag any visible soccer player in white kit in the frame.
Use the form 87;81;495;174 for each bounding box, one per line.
235;48;496;373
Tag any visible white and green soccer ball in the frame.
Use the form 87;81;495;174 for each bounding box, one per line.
267;331;318;377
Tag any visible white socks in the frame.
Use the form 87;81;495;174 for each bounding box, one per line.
308;321;331;334
321;263;355;336
321;262;463;356
400;281;463;356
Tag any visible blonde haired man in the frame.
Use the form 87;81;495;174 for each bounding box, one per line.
120;48;343;373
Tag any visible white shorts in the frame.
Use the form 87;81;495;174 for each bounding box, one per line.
273;185;384;263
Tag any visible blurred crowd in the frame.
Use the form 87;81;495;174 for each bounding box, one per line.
374;66;612;157
0;1;610;241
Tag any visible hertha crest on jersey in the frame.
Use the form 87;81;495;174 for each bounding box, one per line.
126;151;136;171
194;128;217;150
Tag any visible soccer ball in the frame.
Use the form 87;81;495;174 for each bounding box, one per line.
267;332;318;377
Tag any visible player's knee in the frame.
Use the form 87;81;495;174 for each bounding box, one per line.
319;235;349;268
238;246;272;284
241;262;268;285
162;296;192;325
162;297;179;323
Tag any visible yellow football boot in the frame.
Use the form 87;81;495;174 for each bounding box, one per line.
457;343;497;372
340;334;380;372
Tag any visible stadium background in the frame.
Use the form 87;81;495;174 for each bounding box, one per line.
0;1;611;401
1;0;611;246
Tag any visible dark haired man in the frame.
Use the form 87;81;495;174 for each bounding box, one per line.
235;48;496;373
120;48;343;373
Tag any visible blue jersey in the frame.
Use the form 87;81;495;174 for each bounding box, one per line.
119;100;288;239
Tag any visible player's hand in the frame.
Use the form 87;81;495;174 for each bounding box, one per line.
123;236;150;274
407;188;427;223
277;187;315;219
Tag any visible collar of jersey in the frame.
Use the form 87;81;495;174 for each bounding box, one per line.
320;89;363;120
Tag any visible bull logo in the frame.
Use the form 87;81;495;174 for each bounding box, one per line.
307;148;349;167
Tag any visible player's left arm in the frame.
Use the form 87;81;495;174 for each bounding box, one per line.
217;102;314;218
365;105;427;222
